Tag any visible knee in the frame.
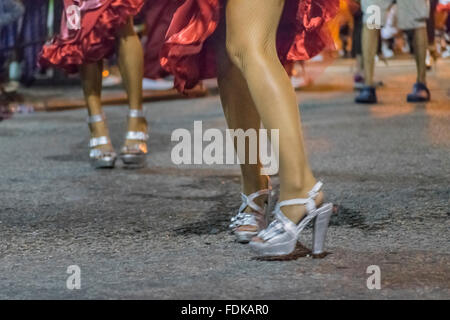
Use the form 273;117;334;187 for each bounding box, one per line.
225;38;270;72
225;39;247;71
116;18;136;39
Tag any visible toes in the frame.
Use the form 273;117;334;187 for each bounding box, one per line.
251;236;264;243
236;225;257;233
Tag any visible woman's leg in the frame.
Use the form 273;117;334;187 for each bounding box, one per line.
215;33;269;216
116;18;147;147
413;27;428;84
225;0;322;224
81;61;113;153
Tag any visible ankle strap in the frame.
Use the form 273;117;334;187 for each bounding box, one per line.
308;181;323;198
126;131;149;141
128;109;145;118
239;187;271;215
89;136;110;148
87;113;105;124
276;181;323;213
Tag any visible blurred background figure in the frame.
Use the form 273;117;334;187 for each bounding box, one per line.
141;0;179;90
356;0;431;104
436;0;450;57
0;0;24;94
39;0;147;169
380;4;398;59
329;0;355;57
350;0;366;89
288;61;313;89
0;0;24;121
1;0;445;117
426;0;439;67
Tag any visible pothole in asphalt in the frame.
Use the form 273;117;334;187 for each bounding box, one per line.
170;177;239;236
171;193;236;236
330;205;389;231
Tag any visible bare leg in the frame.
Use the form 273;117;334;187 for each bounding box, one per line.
116;18;147;148
356;54;364;76
81;61;113;153
215;33;269;216
414;27;428;84
225;0;322;224
362;25;379;86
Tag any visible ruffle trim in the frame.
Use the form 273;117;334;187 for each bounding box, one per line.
160;0;339;92
39;0;143;73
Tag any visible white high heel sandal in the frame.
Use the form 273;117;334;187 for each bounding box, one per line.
120;109;149;166
249;182;333;257
87;113;117;169
229;185;274;243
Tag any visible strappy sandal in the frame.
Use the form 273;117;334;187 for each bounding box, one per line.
87;113;117;169
249;182;333;257
229;185;273;243
120;109;149;166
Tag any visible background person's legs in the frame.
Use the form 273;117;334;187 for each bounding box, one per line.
352;6;365;89
116;18;147;148
427;0;439;61
414;27;428;84
358;0;431;103
224;0;322;224
356;0;391;103
396;0;431;101
362;26;380;87
81;61;114;154
355;24;380;103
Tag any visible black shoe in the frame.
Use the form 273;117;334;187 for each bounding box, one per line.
355;86;377;104
407;82;430;102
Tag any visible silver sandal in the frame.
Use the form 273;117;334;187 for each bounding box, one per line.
249;182;333;257
88;113;117;169
120;109;149;166
229;185;273;243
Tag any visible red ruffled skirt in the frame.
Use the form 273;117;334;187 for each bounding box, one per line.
437;3;450;12
39;0;144;73
143;0;182;79
159;0;339;92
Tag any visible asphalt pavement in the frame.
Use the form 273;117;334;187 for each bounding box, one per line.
0;59;449;299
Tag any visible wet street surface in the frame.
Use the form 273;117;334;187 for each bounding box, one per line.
0;59;449;299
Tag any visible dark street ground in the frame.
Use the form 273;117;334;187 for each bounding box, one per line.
0;59;449;299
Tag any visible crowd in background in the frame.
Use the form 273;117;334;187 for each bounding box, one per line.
1;0;450;97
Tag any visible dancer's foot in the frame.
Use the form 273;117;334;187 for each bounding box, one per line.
229;187;272;243
249;182;333;257
120;109;149;166
88;113;116;168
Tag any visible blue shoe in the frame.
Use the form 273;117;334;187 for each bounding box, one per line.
407;82;430;102
355;86;377;104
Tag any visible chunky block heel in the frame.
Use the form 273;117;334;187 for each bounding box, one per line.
311;203;333;258
250;182;333;257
